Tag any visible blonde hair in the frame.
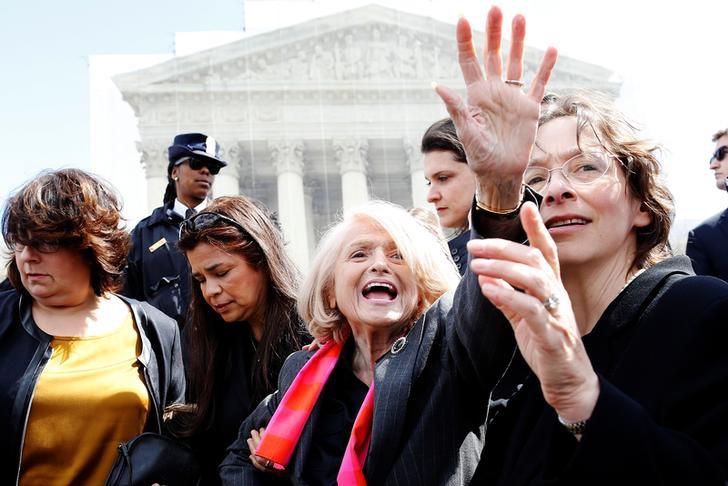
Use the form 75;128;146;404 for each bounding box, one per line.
299;200;460;342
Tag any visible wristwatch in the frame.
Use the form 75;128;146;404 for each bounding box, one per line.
558;415;589;438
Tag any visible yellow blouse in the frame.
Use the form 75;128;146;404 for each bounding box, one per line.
19;313;149;485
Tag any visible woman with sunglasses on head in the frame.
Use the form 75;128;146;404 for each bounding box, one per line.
433;7;728;485
166;195;309;485
0;169;185;484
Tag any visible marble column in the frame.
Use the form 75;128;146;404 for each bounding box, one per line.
214;141;241;197
270;139;310;273
333;138;369;214
403;137;427;208
140;141;169;212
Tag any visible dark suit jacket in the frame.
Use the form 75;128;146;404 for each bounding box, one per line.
473;256;728;485
219;265;518;485
686;207;728;281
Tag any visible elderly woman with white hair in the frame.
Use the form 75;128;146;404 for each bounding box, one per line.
218;196;536;484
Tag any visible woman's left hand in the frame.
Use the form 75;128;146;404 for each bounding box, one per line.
468;202;599;423
248;427;288;477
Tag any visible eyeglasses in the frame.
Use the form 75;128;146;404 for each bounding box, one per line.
524;152;616;195
12;240;62;254
176;157;221;175
710;146;728;164
180;211;247;238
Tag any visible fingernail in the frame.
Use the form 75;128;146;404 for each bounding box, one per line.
430;81;439;90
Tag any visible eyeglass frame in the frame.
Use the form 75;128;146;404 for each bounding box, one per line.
710;145;728;165
523;151;620;195
174;157;221;175
11;238;74;254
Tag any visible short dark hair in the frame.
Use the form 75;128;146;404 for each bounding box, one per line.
421;117;467;163
2;168;130;295
712;129;728;143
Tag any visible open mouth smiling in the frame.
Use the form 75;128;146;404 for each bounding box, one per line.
362;281;398;301
545;217;590;229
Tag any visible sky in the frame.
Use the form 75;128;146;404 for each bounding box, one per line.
1;0;727;248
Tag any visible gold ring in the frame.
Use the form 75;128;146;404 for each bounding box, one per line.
504;79;524;87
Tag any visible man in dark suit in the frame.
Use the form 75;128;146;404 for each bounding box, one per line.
687;128;728;281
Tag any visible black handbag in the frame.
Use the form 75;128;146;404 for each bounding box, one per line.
105;432;200;486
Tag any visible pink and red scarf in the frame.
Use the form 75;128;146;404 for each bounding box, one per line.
255;339;374;485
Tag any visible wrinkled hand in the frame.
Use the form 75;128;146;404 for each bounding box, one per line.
435;7;557;203
248;427;288;477
468;202;599;422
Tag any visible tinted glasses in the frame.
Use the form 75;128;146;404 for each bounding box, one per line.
180;211;247;238
524;152;616;195
711;146;728;165
176;157;221;175
11;241;62;253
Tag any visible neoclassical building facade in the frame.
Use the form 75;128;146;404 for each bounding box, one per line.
114;4;619;271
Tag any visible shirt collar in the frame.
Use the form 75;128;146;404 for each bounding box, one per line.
173;198;207;219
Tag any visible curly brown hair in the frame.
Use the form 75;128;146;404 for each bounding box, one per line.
539;92;674;269
2;168;130;295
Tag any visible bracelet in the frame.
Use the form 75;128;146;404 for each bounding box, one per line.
475;184;525;214
558;415;589;439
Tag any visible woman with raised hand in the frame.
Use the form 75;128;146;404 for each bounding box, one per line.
218;8;557;485
166;196;309;485
0;168;184;484
436;6;728;484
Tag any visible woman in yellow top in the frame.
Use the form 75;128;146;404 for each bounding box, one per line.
0;168;185;484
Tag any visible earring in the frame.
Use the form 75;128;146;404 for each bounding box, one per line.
173;177;179;181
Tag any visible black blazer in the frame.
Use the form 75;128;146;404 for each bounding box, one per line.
686;208;728;281
219;265;517;485
473;256;728;485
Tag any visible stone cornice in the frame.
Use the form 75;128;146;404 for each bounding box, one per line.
115;5;619;104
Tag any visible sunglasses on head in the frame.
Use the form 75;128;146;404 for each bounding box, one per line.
711;146;728;164
177;157;221;175
180;211;247;238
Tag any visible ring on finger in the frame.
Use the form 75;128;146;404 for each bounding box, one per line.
542;293;560;311
265;459;273;468
504;79;524;87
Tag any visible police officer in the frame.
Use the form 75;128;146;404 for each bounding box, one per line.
123;133;227;327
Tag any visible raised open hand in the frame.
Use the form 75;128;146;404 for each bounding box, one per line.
435;7;557;208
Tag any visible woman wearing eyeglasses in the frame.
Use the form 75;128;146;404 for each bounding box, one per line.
432;7;728;484
166;195;309;485
0;169;185;484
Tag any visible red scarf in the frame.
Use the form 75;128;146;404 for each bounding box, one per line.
255;339;374;485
